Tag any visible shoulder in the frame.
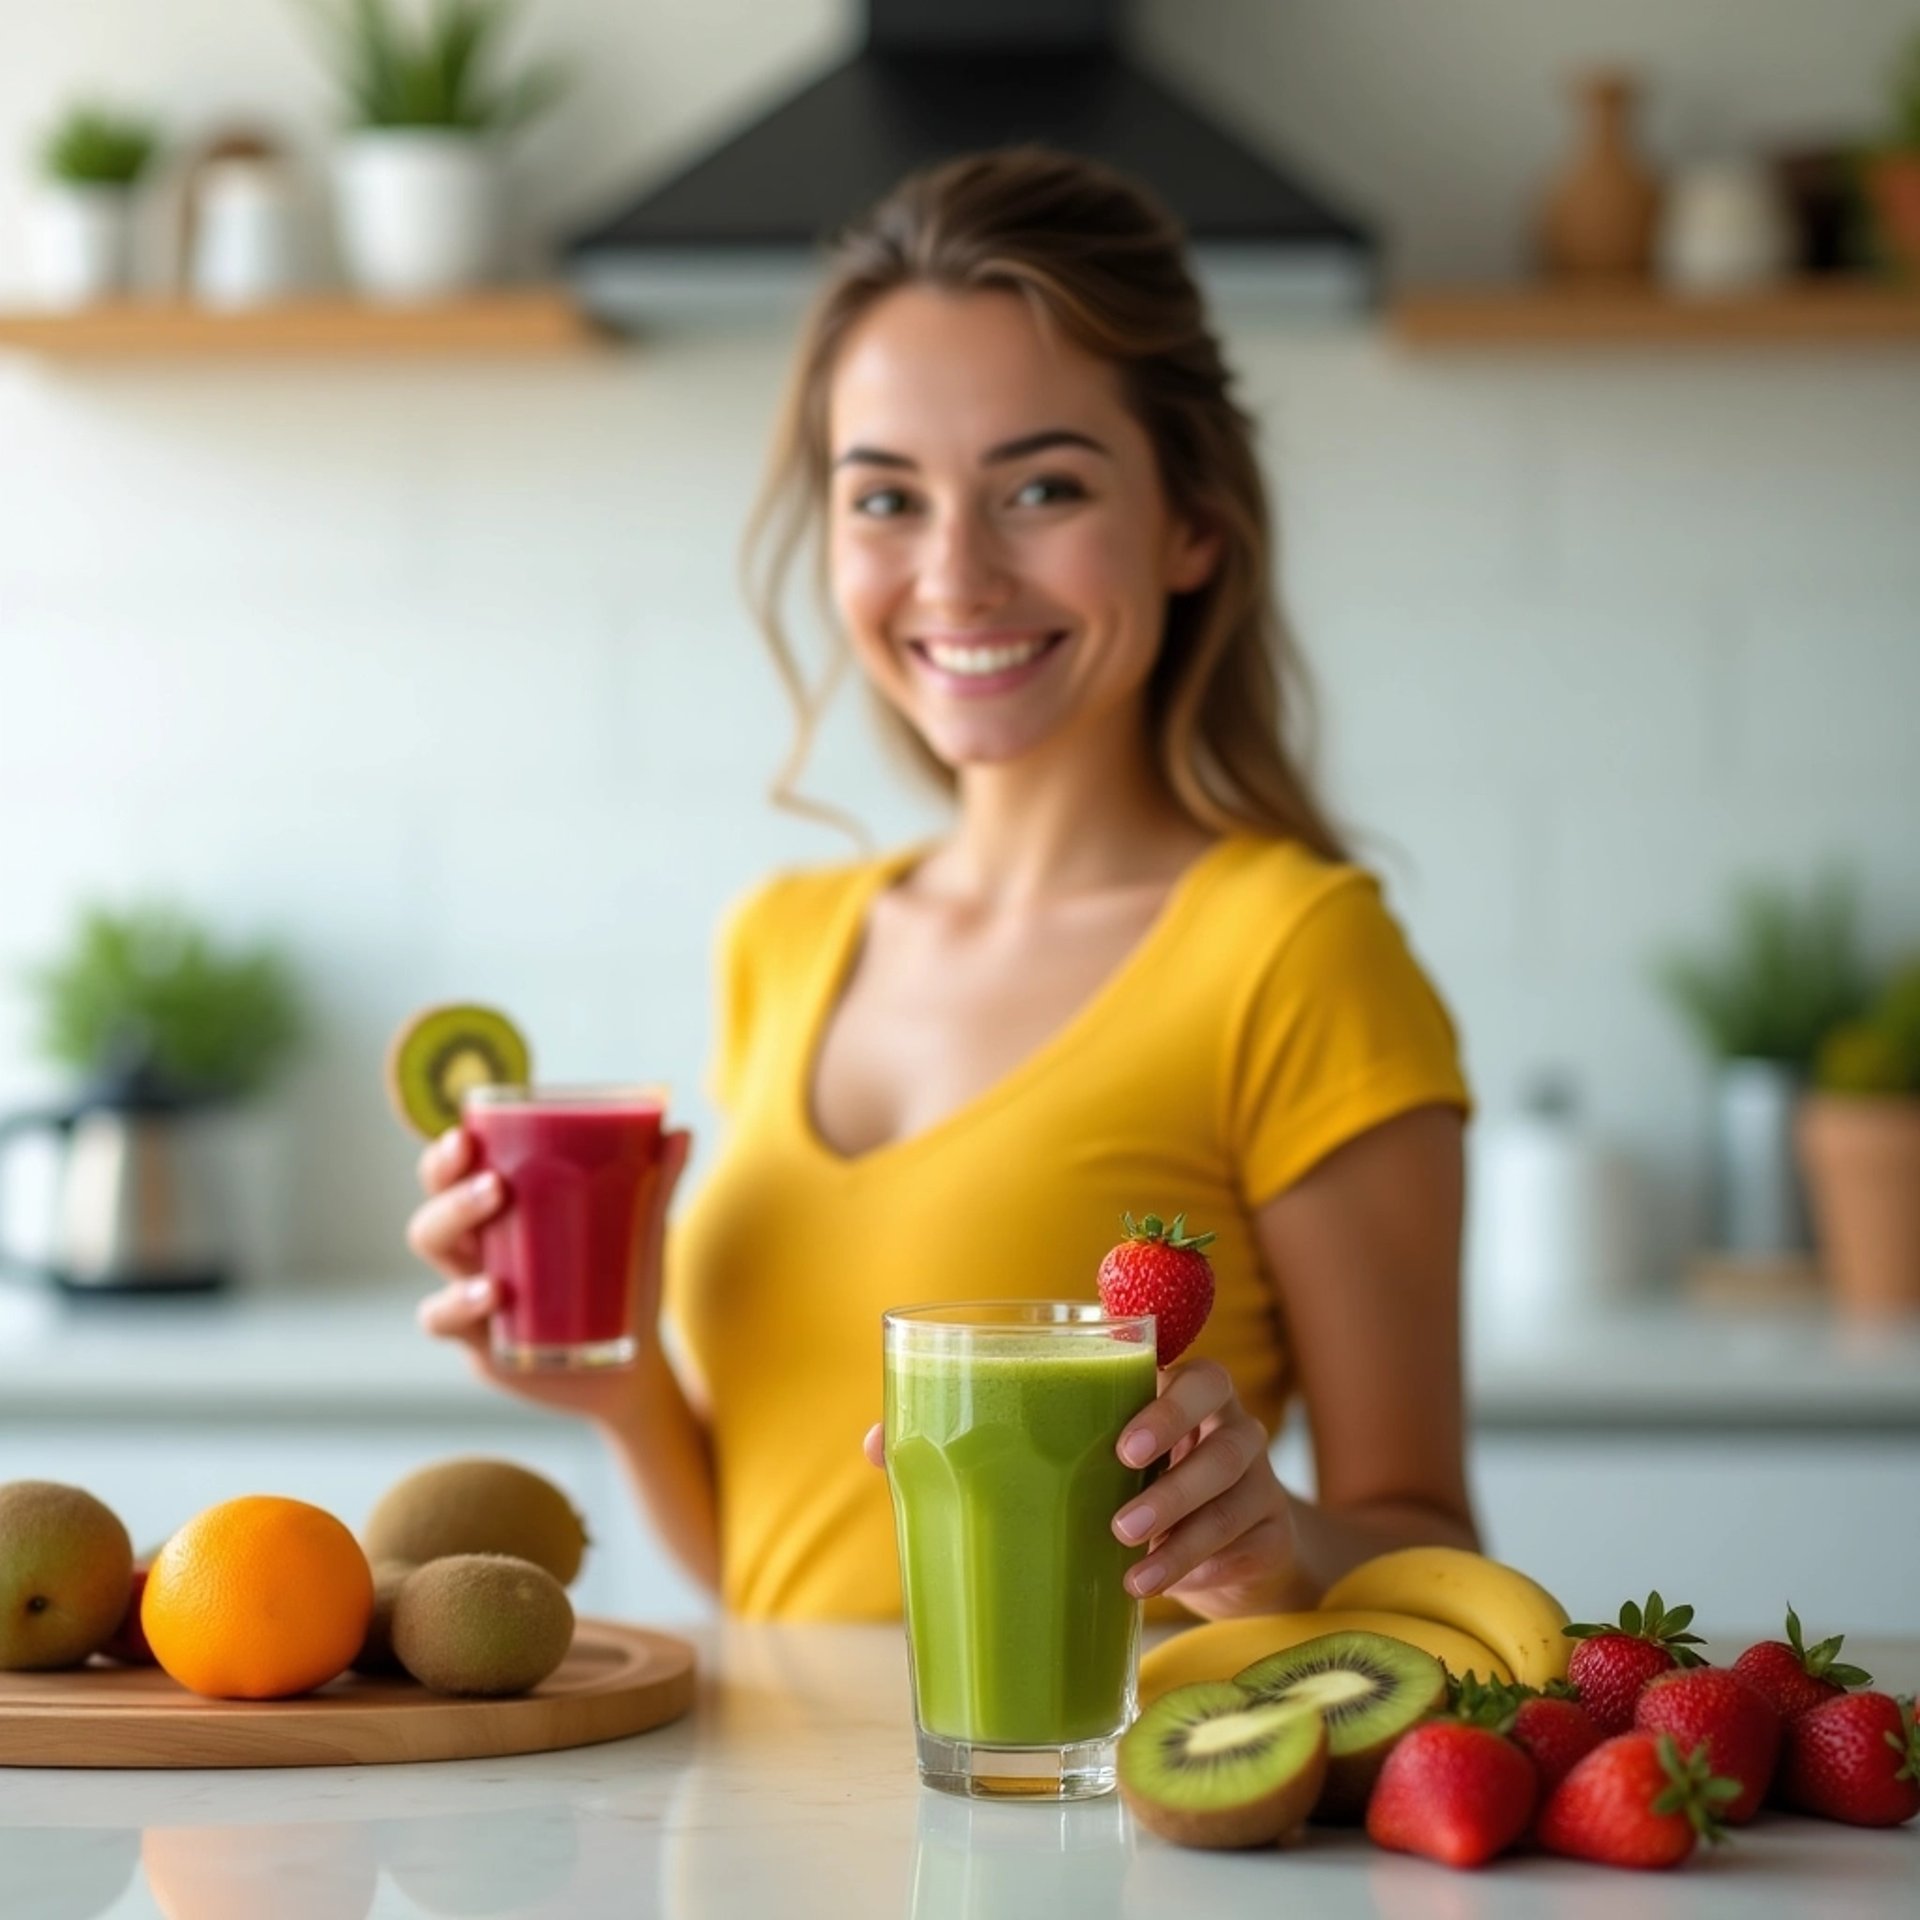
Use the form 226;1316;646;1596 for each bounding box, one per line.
1197;835;1385;957
717;845;915;963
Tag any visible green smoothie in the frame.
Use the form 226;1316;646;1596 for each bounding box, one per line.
885;1333;1158;1748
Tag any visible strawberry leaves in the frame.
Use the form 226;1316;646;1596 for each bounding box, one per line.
1565;1591;1709;1668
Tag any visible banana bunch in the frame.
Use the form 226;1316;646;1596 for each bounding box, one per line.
1138;1607;1510;1705
1138;1547;1571;1703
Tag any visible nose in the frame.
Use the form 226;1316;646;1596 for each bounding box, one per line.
915;501;1010;618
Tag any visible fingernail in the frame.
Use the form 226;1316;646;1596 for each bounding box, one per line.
1120;1431;1155;1467
1129;1563;1166;1597
467;1172;500;1202
437;1127;464;1160
462;1277;493;1307
1114;1504;1154;1544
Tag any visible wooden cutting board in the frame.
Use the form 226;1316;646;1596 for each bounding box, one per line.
0;1618;694;1769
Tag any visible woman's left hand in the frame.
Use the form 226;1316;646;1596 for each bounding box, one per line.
860;1357;1297;1619
1107;1359;1295;1618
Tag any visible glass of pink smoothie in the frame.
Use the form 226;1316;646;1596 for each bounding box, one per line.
462;1084;667;1370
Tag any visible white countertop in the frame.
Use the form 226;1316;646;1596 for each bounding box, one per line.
2;1625;1915;1919
4;1279;1919;1431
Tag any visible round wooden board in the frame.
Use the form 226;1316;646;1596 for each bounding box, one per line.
0;1618;694;1769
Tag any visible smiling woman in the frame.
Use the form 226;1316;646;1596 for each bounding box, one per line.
410;147;1477;1627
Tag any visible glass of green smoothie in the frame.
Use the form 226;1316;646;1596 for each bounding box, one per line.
883;1301;1159;1801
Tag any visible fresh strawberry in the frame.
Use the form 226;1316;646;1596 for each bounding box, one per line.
1366;1718;1538;1868
1096;1212;1215;1366
1776;1691;1920;1827
1512;1689;1605;1799
1731;1606;1872;1722
1563;1592;1707;1734
1634;1667;1780;1824
1536;1732;1739;1869
1451;1671;1601;1803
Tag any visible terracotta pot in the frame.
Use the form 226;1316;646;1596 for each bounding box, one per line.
1796;1094;1920;1314
1538;69;1662;281
1867;152;1920;275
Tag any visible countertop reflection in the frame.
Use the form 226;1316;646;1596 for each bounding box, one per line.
1;1624;1915;1918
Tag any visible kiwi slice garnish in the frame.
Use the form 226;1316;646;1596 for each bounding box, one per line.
1118;1681;1327;1849
1234;1629;1448;1822
385;1003;531;1138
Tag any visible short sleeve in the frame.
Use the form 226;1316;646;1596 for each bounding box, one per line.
1226;873;1471;1208
704;881;776;1116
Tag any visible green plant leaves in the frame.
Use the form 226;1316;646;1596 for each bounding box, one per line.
24;903;304;1100
41;105;160;185
300;0;568;133
1652;869;1869;1066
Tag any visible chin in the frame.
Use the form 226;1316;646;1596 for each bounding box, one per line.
915;716;1059;769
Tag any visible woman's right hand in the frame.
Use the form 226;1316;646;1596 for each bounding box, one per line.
407;1122;694;1428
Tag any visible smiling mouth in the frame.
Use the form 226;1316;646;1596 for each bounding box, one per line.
905;631;1068;680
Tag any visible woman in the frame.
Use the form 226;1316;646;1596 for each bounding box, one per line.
409;148;1478;1623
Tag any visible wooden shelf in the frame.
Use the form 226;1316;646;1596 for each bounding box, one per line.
0;288;607;358
1390;280;1920;349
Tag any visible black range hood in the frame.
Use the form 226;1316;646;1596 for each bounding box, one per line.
563;0;1374;323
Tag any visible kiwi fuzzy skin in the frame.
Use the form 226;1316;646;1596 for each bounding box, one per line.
391;1554;574;1697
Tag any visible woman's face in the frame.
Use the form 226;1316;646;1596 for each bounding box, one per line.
825;286;1218;771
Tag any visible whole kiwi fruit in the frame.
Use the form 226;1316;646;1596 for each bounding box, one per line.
391;1554;574;1697
0;1481;134;1671
363;1458;588;1587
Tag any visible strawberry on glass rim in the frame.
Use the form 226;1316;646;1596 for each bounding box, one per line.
1096;1212;1215;1367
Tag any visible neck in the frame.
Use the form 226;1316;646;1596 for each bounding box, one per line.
937;701;1210;906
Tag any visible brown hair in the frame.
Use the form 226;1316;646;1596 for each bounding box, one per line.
743;145;1348;861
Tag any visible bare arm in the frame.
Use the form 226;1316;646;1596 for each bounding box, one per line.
1092;1104;1477;1620
590;1339;720;1595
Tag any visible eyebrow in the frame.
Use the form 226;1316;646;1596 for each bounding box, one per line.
832;428;1113;471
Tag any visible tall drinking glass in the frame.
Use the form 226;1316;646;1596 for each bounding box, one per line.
462;1084;667;1370
883;1302;1158;1800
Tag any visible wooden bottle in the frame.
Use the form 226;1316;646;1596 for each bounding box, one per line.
1538;70;1661;281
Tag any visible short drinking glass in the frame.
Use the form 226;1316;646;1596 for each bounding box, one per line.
462;1084;667;1370
883;1301;1158;1800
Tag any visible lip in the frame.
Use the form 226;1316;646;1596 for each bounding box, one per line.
904;629;1068;698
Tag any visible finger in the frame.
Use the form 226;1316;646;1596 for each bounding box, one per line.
1164;1514;1295;1600
862;1422;884;1470
416;1125;472;1195
1128;1470;1283;1599
1115;1358;1236;1468
1111;1413;1268;1545
416;1275;497;1345
405;1170;506;1280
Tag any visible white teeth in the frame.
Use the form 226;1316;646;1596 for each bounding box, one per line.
922;636;1051;676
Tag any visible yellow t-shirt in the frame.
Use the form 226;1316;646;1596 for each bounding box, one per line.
665;834;1470;1620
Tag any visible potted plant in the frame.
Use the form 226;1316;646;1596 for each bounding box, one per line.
302;0;567;302
1868;25;1920;274
1800;962;1920;1314
0;906;305;1291
25;104;160;308
1655;872;1867;1258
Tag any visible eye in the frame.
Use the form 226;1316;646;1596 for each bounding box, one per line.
852;486;914;519
1010;474;1087;508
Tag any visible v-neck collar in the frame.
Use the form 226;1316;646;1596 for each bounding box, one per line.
791;835;1245;1175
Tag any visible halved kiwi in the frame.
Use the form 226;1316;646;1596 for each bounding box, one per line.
1118;1680;1327;1849
1234;1629;1447;1822
385;1003;531;1138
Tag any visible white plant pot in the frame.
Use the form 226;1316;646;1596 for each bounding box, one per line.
24;184;135;309
333;130;497;303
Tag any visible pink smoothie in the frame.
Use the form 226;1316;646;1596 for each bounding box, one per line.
465;1093;665;1362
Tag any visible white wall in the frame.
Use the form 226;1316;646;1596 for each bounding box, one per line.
1;2;1917;1288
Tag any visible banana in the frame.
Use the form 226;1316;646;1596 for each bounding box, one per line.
1319;1547;1572;1690
1138;1607;1510;1705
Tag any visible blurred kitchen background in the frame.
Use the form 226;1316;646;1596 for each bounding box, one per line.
1;0;1917;1631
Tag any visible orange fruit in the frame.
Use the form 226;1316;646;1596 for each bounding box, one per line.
142;1495;374;1700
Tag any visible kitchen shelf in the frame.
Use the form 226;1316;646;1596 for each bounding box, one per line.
1389;280;1920;349
0;287;607;358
